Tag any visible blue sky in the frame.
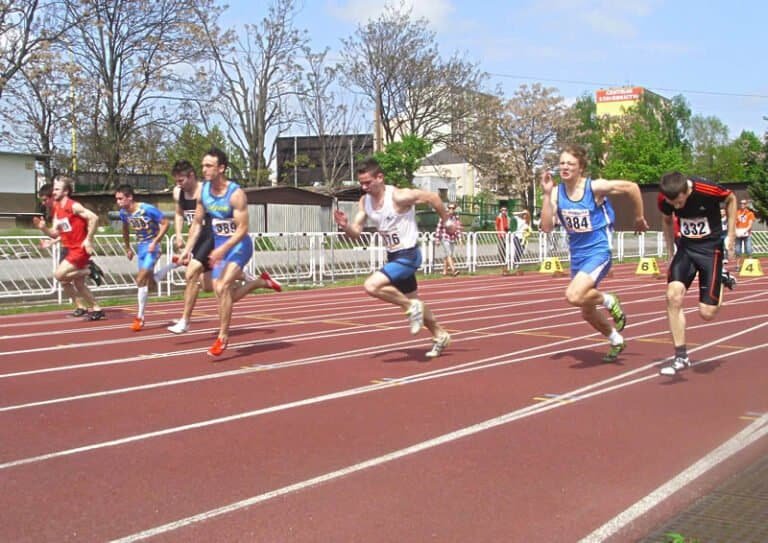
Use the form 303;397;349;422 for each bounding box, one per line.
222;0;768;139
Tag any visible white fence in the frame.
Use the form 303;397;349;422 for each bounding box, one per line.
1;230;766;304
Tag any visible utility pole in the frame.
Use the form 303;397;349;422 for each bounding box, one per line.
374;80;383;152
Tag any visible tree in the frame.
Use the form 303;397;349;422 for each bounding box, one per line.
373;134;431;187
0;51;81;179
340;2;485;148
601;93;692;183
563;94;606;178
194;0;308;186
602;116;690;183
0;0;79;102
67;0;211;187
296;49;366;189
690;114;730;179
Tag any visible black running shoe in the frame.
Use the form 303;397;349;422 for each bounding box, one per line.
722;271;736;291
86;310;106;321
88;260;104;286
72;308;88;317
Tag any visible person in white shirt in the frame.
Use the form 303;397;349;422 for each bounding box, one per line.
333;157;455;358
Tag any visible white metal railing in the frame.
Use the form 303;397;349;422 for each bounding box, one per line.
1;230;764;303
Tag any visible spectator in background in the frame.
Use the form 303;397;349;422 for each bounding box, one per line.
495;207;510;264
511;210;532;269
435;203;463;276
734;198;756;271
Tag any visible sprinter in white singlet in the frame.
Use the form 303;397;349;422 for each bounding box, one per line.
333;157;455;359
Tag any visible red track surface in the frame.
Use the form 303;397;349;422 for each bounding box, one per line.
1;264;766;542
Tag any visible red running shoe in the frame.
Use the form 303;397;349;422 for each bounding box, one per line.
208;337;228;357
131;317;144;332
260;271;282;292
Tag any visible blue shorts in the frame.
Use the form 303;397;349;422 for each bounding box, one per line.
137;242;161;271
570;250;612;287
381;246;422;295
212;236;253;279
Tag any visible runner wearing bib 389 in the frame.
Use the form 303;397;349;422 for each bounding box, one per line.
180;147;281;357
657;172;737;376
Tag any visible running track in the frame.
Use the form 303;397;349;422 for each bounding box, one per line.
1;264;766;542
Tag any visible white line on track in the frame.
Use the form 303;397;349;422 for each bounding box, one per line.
3;318;767;473
107;334;768;542
579;412;768;542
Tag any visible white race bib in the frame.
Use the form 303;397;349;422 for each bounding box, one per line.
560;209;593;232
183;210;195;226
54;216;72;232
212;218;237;236
679;216;711;238
381;230;403;250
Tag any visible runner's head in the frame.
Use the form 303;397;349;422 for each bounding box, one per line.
356;157;385;194
171;159;197;192
114;184;136;211
201;147;228;183
659;172;692;209
52;176;75;202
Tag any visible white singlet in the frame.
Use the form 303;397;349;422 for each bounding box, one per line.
364;185;419;252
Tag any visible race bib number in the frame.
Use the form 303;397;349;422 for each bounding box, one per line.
183;210;195;226
382;231;402;250
212;218;237;236
679;216;711;238
560;209;593;232
128;216;150;230
54;216;72;232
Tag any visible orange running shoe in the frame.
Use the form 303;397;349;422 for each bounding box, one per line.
131;317;144;332
260;271;282;292
208;337;228;357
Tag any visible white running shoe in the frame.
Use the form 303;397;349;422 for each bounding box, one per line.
167;320;189;334
406;299;424;335
426;332;451;358
659;356;691;376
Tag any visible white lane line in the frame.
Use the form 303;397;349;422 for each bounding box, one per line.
108;341;768;543
4;320;767;472
579;413;768;542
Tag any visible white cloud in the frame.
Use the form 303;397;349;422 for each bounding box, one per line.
327;0;456;30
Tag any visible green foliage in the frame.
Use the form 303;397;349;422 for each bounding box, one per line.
569;94;607;177
163;124;245;184
602;119;691;183
373;134;432;187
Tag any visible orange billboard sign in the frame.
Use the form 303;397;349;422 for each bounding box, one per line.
596;87;644;103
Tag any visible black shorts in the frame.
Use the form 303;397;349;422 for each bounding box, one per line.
668;239;724;306
192;231;215;272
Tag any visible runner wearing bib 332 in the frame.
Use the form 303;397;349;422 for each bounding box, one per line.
657;172;736;376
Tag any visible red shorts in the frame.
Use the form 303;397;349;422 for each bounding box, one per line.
64;246;90;269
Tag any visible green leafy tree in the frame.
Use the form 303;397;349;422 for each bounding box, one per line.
564;93;606;178
602;116;690;183
373;134;431;187
163;124;245;183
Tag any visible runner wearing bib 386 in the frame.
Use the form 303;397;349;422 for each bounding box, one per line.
333;157;454;359
657;172;737;376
